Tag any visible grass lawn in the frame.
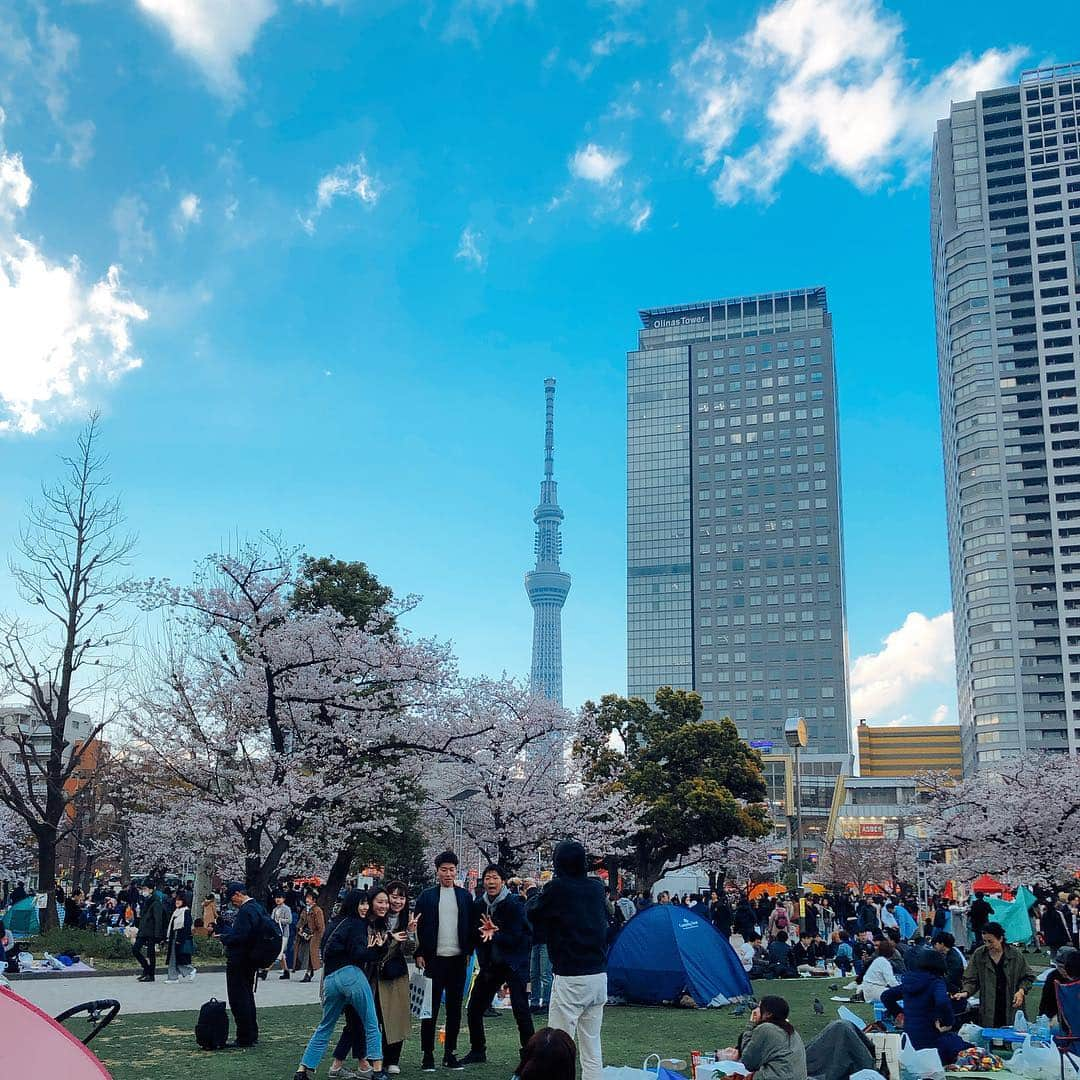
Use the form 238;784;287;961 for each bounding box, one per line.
72;978;878;1080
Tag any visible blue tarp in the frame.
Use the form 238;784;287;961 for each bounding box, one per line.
989;885;1038;945
607;904;753;1007
896;905;918;940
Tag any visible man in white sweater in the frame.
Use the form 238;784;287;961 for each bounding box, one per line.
414;851;474;1072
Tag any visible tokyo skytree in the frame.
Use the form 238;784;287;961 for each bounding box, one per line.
525;378;571;703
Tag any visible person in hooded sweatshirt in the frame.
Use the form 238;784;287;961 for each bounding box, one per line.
881;948;968;1066
526;840;610;1080
294;889;388;1080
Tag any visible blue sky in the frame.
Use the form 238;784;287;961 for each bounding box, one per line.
0;0;1076;732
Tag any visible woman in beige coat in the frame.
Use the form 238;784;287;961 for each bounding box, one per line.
377;882;418;1072
294;891;326;982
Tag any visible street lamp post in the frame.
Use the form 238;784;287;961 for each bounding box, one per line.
447;787;481;875
784;716;808;889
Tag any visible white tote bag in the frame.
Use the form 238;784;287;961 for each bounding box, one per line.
408;967;433;1020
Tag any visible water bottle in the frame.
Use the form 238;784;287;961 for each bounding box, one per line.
1032;1015;1051;1044
1014;1008;1028;1033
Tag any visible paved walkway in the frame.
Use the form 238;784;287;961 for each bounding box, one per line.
10;971;322;1016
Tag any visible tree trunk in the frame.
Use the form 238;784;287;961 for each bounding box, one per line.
320;845;354;921
603;856;620;898
36;832;57;932
192;855;215;916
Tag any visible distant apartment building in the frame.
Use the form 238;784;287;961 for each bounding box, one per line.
932;62;1080;772
0;704;95;804
856;719;963;778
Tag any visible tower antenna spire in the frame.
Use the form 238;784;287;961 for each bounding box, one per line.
525;378;571;704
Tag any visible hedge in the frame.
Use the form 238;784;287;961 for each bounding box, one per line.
23;928;226;962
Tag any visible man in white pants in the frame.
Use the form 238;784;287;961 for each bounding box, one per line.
526;840;610;1080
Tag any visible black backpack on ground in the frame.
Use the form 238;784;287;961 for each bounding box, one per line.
247;910;286;969
195;997;229;1050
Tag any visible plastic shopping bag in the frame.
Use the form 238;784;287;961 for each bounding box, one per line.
408;967;432;1020
601;1055;662;1080
899;1033;946;1080
1010;1034;1060;1080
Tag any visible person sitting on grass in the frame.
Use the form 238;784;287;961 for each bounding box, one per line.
512;1028;576;1080
717;994;808;1080
859;939;900;1003
1038;947;1080;1025
830;930;854;974
766;930;794;977
881;948;970;1066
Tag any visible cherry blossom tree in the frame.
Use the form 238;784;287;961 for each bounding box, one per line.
128;541;467;900
698;835;777;895
911;754;1080;886
0;804;34;885
423;676;637;876
820;834;917;894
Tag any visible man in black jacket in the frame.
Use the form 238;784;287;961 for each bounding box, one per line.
526;840;609;1080
216;881;266;1048
132;884;166;982
969;891;992;939
413;851;473;1072
459;864;533;1067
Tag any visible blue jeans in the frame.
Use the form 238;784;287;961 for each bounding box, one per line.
300;966;382;1070
529;944;552;1006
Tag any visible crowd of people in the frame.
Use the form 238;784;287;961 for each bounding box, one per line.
4;869;1077;1079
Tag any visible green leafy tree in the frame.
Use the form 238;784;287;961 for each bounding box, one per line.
576;687;769;890
288;554;410;914
291;555;394;632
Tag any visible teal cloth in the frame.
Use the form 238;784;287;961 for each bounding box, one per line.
987;886;1037;945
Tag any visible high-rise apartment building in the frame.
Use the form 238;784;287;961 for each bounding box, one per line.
526;378;571;703
627;288;853;777
932;62;1080;773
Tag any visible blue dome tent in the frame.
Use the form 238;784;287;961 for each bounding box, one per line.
608;904;753;1006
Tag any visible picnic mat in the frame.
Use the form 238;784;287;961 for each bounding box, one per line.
20;960;97;975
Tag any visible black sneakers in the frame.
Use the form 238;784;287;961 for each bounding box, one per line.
443;1054;465;1071
457;1050;487;1067
421;1054;436;1073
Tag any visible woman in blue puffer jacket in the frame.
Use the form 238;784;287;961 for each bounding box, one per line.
881;947;969;1066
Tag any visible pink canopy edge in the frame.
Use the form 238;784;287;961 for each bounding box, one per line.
0;986;112;1078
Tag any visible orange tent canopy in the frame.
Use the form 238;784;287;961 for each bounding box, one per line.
970;874;1007;894
748;882;785;900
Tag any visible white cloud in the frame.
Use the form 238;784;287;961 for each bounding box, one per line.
628;199;651;232
570;143;627;186
850;611;955;720
111;194;155;260
676;0;1026;203
443;0;535;44
173;191;201;233
300;158;380;234
0;9;95;166
0;112;147;435
455;226;485;269
558;142;650;232
134;0;276;98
